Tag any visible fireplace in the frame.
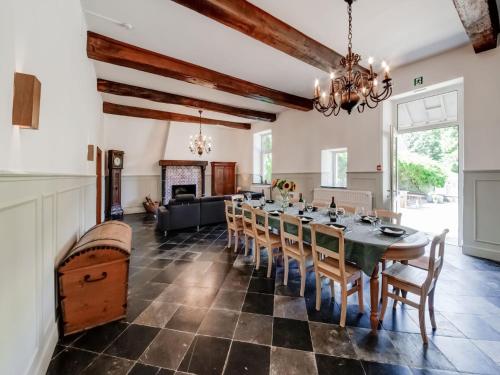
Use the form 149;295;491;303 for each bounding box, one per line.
159;160;208;205
172;184;196;199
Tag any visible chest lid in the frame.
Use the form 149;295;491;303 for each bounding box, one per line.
59;221;132;273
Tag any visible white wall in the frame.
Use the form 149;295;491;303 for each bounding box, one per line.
0;1;103;374
103;115;252;212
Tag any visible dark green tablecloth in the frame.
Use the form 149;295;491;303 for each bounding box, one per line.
236;202;416;275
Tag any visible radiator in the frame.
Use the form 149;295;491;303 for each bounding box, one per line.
313;188;373;211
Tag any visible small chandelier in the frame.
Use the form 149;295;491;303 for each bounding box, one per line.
313;0;392;116
189;110;212;157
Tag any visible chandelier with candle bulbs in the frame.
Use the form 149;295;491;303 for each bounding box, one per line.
189;110;212;156
313;0;392;117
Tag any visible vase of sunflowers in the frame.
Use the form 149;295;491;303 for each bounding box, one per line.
272;179;296;211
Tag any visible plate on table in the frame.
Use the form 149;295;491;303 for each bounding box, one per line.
361;215;378;224
269;210;283;216
266;199;275;204
379;226;406;237
297;215;313;223
327;223;347;231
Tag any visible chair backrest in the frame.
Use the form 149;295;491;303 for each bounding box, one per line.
340;205;356;214
224;200;239;227
375;209;402;225
241;203;255;235
280;213;307;257
253;207;271;243
310;223;347;282
425;229;449;287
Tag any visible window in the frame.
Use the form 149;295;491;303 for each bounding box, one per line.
321;148;348;187
253;130;272;184
397;91;458;130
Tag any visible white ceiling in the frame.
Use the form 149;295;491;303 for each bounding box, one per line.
81;0;470;123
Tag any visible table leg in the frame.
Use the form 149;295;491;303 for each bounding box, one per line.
370;264;380;333
401;260;408;299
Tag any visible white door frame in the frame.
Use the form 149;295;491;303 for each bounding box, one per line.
388;78;464;245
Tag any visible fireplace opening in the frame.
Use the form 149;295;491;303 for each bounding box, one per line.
171;184;196;199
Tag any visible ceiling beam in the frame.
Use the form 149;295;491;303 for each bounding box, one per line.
103;102;251;130
97;79;276;122
88;32;312;111
171;0;368;74
453;0;499;53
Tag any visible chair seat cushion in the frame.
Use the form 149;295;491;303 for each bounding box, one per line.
257;233;281;247
407;256;430;270
319;257;361;280
284;242;312;258
383;262;428;288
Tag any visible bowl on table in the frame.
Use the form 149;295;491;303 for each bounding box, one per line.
360;215;378;224
269;210;283;216
379;226;406;237
327;223;347;231
297;215;313;223
266;199;274;204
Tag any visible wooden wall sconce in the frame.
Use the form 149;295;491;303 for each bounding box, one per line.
87;145;95;161
12;72;41;129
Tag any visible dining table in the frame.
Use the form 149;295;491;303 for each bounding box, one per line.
237;200;430;333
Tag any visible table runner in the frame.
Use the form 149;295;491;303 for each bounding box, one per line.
236;202;417;275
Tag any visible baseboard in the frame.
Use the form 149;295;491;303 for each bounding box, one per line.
28;322;58;375
462;245;500;262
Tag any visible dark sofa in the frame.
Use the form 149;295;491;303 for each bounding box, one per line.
157;194;230;234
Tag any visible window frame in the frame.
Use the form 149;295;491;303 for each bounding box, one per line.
253;130;272;184
321;148;348;188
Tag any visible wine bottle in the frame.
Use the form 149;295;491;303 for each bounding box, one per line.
330;196;336;209
298;193;304;203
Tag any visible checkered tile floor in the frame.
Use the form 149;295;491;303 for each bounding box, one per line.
47;214;500;374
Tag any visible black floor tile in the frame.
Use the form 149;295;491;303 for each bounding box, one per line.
128;362;161;375
72;321;128;353
242;292;274;316
126;298;152;322
181;286;219;308
129;282;169;301
46;347;98;375
104;324;160;360
362;360;413;375
147;259;174;269
165;305;208;333
315;354;364;375
224;341;270;375
178;335;231;375
81;354;134;374
272;317;313;351
248;277;275;294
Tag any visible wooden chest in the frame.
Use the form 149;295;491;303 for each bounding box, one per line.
58;220;132;336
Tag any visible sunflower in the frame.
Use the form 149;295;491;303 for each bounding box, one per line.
283;181;291;190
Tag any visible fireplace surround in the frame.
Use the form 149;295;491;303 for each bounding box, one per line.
159;160;208;205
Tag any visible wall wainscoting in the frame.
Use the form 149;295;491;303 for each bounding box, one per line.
0;173;96;375
347;171;385;209
121;175;161;214
463;170;500;262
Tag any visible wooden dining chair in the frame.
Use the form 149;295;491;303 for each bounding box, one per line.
253;208;282;278
224;200;243;252
380;229;449;344
310;223;364;327
241;203;256;257
340;205;356;214
279;214;313;296
375;209;402;225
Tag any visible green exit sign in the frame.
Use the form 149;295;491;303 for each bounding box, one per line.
414;76;423;86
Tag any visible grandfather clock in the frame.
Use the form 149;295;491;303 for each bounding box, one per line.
107;150;124;219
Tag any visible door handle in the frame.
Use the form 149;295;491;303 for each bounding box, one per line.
83;272;107;283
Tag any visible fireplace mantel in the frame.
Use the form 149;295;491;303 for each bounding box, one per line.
159;160;208;204
159;160;208;167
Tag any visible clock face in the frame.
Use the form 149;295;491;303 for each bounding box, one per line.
113;156;122;167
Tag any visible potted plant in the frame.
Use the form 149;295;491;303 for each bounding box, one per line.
272;179;296;210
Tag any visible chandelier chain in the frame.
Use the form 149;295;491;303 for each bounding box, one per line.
347;2;352;51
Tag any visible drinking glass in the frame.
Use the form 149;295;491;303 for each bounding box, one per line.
306;203;313;214
355;207;365;221
245;192;252;202
336;207;345;224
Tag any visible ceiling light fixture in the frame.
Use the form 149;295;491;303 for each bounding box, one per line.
189;110;212;157
313;0;392;116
